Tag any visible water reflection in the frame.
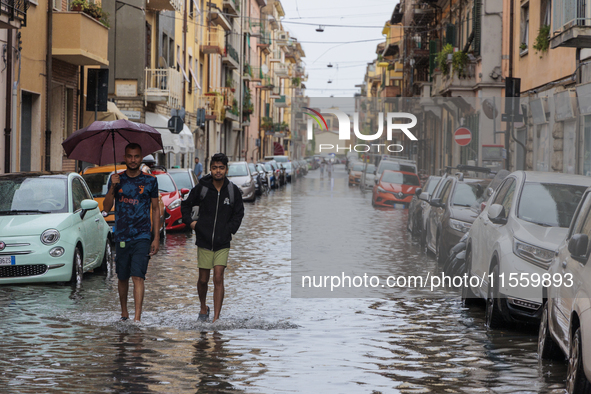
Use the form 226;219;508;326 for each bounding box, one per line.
111;333;158;393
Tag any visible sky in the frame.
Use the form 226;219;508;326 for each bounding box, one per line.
280;0;397;98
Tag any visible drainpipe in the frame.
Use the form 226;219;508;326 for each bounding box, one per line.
4;29;12;173
238;0;244;161
45;1;53;171
183;0;187;108
12;30;21;172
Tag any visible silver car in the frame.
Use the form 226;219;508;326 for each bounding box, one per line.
228;161;256;202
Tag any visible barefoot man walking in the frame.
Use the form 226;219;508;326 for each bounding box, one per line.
181;153;244;323
104;143;160;322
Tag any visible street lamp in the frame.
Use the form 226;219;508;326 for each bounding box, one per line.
316;25;324;32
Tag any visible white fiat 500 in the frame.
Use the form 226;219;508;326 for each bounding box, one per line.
0;172;112;285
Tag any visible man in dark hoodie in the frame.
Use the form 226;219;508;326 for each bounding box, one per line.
181;153;244;323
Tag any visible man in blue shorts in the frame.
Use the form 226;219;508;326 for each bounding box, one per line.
103;143;161;322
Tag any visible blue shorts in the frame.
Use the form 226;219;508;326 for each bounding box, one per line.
115;239;151;281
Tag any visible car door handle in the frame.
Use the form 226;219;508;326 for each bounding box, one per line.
95;218;100;222
562;260;567;268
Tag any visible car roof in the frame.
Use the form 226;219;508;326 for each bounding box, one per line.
0;171;70;179
82;165;121;174
167;168;191;173
229;161;248;165
382;170;418;177
521;171;591;186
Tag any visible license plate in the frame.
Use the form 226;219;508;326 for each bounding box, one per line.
0;256;15;266
394;203;406;209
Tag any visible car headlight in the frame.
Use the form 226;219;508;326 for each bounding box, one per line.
242;181;252;187
377;186;386;193
449;219;472;233
168;198;182;210
513;238;555;268
49;246;65;257
41;229;60;245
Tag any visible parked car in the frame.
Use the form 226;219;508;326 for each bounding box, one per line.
425;175;491;264
248;163;264;195
299;160;308;176
259;162;276;189
374;158;418;185
372;170;421;208
168;168;198;196
283;161;294;182
540;185;591;393
228;161;256;202
81;164;166;238
152;169;185;231
266;160;286;187
264;155;289;163
0;172;112;285
465;171;591;328
407;175;442;237
348;162;374;186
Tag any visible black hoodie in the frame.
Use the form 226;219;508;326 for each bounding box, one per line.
181;174;244;251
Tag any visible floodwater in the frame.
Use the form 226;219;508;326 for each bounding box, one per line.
0;165;571;393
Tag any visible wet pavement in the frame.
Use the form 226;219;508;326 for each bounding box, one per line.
0;165;571;393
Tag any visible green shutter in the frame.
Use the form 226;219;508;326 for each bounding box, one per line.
265;103;270;117
446;24;456;46
429;40;437;80
472;0;482;56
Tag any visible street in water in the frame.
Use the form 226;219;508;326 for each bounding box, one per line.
0;165;570;393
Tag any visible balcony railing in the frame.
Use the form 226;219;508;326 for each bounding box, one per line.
223;0;239;16
201;27;225;54
274;62;289;78
200;92;225;123
222;43;239;69
0;0;28;27
550;0;591;47
270;48;282;62
243;63;253;79
144;68;182;108
432;61;477;96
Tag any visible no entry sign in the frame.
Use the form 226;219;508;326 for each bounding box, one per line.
454;127;472;146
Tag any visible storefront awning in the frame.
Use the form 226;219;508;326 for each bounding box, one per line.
178;124;194;154
145;112;181;154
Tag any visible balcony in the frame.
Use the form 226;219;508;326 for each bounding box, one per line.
201;28;225;55
270;48;282;62
144;68;182;108
257;30;272;51
200;93;225;123
274;62;289;78
380;85;401;98
52;12;109;66
275;95;288;107
145;0;182;12
209;8;232;31
222;43;240;69
223;0;239;17
220;87;235;109
431;61;477;96
243;63;253;80
550;0;591;48
0;0;28;29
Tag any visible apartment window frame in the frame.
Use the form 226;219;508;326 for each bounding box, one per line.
520;2;530;56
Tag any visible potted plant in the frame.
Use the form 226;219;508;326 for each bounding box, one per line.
436;44;453;76
71;0;88;12
533;25;550;56
452;50;468;77
520;42;528;51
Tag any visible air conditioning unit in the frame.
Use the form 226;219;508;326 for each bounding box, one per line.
530;97;549;125
277;32;288;41
577;82;591;115
554;89;577;121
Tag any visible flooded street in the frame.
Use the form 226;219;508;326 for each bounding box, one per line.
0;165;571;393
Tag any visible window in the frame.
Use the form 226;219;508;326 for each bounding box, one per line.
162;33;169;67
521;3;529;52
570;192;591;237
492;178;514;206
188;55;193;94
541;0;551;27
72;178;88;212
169;39;175;70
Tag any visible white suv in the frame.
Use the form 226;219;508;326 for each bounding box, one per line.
464;171;591;328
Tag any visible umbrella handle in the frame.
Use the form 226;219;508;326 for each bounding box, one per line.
112;130;116;173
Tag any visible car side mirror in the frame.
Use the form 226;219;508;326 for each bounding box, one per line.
415;188;422;197
487;204;507;224
430;198;443;208
80;199;98;220
568;234;589;260
180;188;190;195
419;192;429;202
487;187;494;197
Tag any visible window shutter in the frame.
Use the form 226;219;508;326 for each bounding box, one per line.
446;24;456;46
429;40;438;79
472;0;482;56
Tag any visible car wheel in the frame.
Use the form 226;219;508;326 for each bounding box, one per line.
567;327;591;394
486;264;505;329
160;226;166;242
424;227;431;255
97;240;112;273
538;302;562;360
69;246;83;285
461;247;478;307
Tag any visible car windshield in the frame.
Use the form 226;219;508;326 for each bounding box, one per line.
0;177;68;214
262;164;273;172
169;172;193;190
248;163;257;173
283;162;292;169
352;163;365;171
400;164;417;173
272;156;289;162
269;162;278;170
452;181;489;207
518;182;587;227
155;174;176;193
378;161;400;174
381;171;420;186
228;163;249;177
82;172;110;198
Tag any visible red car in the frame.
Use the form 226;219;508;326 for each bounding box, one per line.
372;170;421;208
152;170;189;231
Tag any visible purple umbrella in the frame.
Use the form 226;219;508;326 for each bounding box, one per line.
62;120;164;168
